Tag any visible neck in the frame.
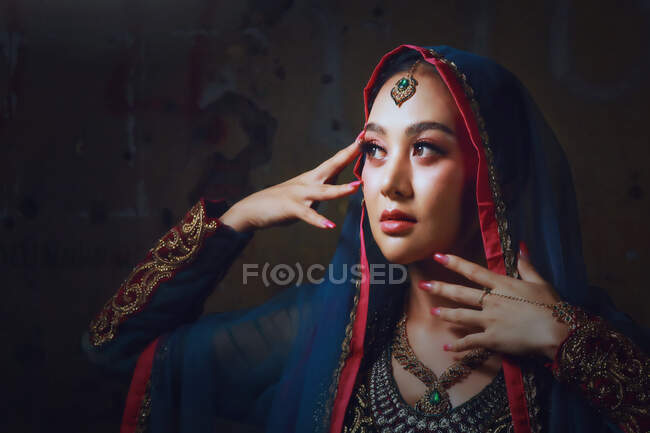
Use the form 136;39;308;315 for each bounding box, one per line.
405;231;486;330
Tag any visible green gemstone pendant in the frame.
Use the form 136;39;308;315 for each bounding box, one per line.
415;385;451;415
390;76;418;107
391;312;492;419
390;60;421;107
430;390;441;404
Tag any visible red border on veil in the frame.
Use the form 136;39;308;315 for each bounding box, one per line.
120;337;159;433
329;45;531;433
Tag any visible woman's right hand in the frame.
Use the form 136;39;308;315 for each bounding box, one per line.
219;138;364;233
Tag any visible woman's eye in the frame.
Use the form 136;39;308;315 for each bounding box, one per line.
413;142;442;157
362;142;386;159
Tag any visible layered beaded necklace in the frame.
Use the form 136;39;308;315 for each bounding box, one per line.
391;313;492;415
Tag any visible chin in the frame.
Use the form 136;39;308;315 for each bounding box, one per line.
371;220;458;265
375;236;432;265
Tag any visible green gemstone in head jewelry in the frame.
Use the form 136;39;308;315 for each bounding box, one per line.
390;59;421;107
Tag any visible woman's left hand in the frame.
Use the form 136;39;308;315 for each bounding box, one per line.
419;245;570;360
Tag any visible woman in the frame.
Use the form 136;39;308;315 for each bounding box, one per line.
83;45;649;433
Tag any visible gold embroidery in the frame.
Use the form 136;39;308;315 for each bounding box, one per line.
134;379;152;433
487;410;514;433
342;348;530;432
483;367;543;433
342;384;373;433
88;200;221;347
522;366;544;433
553;312;649;433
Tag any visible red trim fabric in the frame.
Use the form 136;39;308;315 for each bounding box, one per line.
120;337;159;433
329;203;370;433
331;45;532;433
501;357;532;432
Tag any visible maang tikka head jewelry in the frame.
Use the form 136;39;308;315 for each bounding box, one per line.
390;59;421;107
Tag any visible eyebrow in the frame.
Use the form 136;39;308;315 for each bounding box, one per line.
365;121;455;137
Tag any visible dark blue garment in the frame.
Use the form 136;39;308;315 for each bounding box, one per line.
83;45;648;433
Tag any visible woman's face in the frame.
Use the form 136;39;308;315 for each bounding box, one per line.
361;67;470;264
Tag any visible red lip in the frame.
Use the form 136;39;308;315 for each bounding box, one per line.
380;209;417;222
380;209;417;235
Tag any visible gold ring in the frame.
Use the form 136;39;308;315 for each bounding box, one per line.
478;288;491;307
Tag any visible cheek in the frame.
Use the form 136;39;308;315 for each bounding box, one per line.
415;162;465;219
360;165;380;199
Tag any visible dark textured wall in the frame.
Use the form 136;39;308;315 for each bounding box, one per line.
2;1;649;432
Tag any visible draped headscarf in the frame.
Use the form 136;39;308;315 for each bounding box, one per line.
127;44;648;433
265;44;649;433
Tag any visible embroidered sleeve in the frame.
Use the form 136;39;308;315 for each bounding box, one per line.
549;307;650;433
85;197;254;351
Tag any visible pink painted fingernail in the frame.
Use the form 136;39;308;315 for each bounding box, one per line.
348;180;363;188
519;241;529;258
418;281;432;290
431;307;441;316
443;344;451;351
322;219;336;229
433;253;449;265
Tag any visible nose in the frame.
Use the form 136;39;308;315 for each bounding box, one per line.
380;151;413;201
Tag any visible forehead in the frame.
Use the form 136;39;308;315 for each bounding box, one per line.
367;70;460;133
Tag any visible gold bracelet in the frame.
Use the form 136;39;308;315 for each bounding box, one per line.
487;290;580;331
488;290;552;309
550;301;581;331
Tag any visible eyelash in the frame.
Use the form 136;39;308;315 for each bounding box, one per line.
360;140;444;158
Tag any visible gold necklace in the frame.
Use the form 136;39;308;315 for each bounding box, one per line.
391;313;492;415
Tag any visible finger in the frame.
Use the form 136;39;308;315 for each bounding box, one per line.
517;242;546;284
419;280;483;307
443;332;488;352
295;204;337;229
305;181;362;201
517;255;546;284
433;253;511;290
313;139;363;182
322;172;340;186
323;131;365;184
432;307;484;328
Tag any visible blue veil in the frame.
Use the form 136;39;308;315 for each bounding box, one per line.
85;45;648;433
262;45;649;432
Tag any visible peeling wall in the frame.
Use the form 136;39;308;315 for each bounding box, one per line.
1;0;649;431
